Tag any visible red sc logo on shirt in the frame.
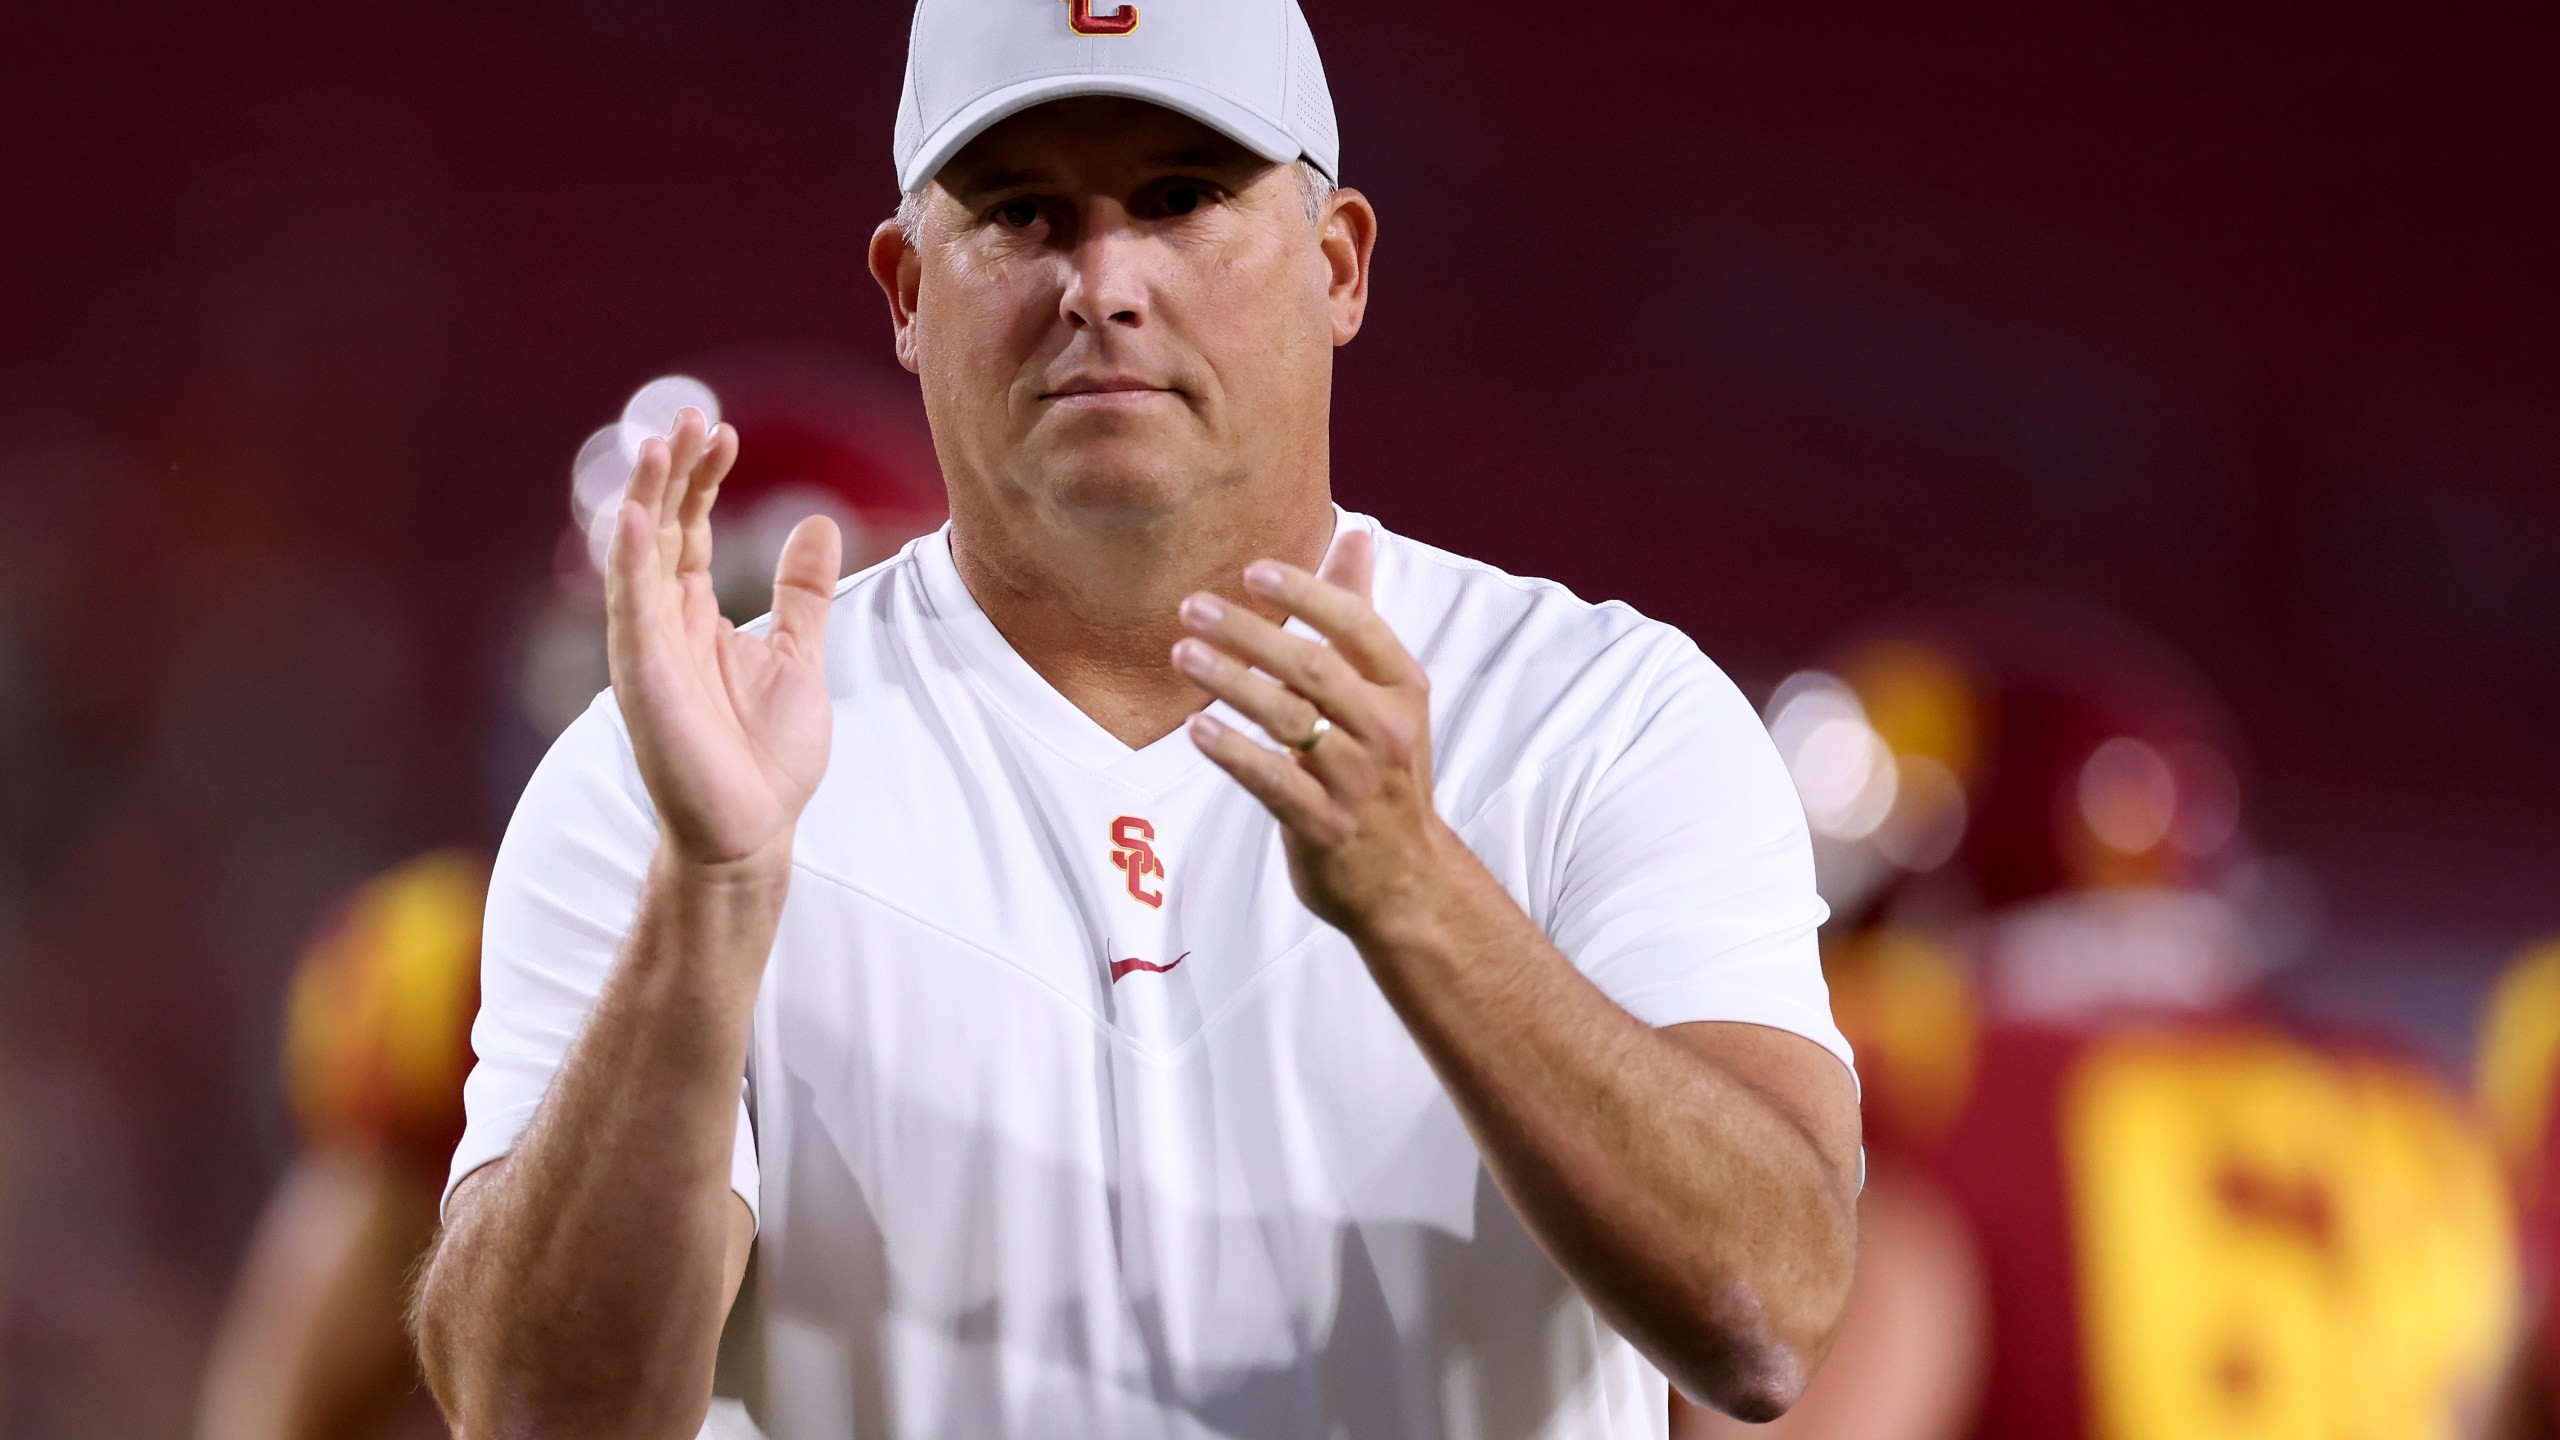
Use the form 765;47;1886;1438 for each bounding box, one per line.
1061;0;1138;36
1110;816;1166;908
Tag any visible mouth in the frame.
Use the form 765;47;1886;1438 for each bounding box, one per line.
1041;377;1180;406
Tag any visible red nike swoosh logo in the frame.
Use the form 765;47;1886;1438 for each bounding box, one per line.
1109;951;1189;983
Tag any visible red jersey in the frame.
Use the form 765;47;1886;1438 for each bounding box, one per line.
1838;931;2516;1440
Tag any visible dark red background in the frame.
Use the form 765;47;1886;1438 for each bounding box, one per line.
2;2;2554;1430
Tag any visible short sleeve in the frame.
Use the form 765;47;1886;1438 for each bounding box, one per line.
444;693;762;1228
1547;640;1854;1078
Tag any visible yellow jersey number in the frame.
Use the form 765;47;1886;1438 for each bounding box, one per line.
2064;1030;2514;1440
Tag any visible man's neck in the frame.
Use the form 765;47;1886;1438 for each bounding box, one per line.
946;485;1337;750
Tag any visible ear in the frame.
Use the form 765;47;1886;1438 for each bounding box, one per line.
1317;186;1378;347
867;213;926;375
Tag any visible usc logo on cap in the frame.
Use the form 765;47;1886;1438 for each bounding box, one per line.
1061;0;1139;36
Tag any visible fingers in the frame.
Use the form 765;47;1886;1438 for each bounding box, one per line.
658;409;714;572
767;514;842;659
625;437;673;575
620;408;726;582
604;497;677;680
606;496;655;609
1240;554;1415;689
1186;712;1352;842
1318;525;1375;602
1171;636;1317;736
1171;635;1379;791
1176;592;1402;752
676;420;737;574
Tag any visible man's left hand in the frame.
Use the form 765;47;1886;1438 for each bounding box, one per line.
1178;531;1862;1417
1174;529;1458;941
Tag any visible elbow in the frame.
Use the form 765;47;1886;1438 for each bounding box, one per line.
429;1363;714;1440
413;1239;709;1440
1664;1243;1855;1423
410;1254;531;1440
1670;1332;1815;1425
1693;1356;1810;1425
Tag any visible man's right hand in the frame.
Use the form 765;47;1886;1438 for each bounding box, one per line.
607;407;842;870
416;407;828;1437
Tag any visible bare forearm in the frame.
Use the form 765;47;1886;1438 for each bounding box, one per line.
1353;850;1858;1419
417;849;782;1438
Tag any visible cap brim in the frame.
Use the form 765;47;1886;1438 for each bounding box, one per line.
899;73;1302;195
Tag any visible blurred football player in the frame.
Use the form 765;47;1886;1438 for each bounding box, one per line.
1677;598;2518;1440
196;361;941;1440
195;849;485;1440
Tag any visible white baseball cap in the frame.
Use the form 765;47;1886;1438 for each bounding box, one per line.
893;0;1341;195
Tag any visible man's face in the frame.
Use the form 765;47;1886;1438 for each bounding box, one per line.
872;98;1371;527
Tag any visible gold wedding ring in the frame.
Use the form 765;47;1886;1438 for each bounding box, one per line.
1294;715;1334;754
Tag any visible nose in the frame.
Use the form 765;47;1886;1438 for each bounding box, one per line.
1059;201;1147;333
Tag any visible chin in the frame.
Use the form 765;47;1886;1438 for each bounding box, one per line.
1036;443;1225;523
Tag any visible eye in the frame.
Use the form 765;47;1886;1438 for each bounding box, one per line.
1145;179;1230;220
993;199;1042;230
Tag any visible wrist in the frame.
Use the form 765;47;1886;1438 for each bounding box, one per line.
652;836;797;897
633;841;797;999
1338;822;1490;960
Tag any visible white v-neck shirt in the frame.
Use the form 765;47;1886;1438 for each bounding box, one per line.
452;510;1848;1440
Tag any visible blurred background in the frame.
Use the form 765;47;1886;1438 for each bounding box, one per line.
1;1;2554;1435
